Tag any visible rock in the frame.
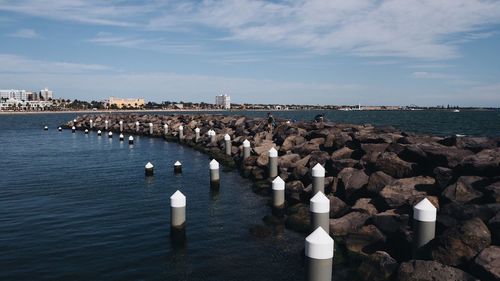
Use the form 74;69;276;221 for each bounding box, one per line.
418;143;474;168
472;246;500;281
331;147;354;160
285;204;310;233
352;198;378;216
253;141;275;155
328;196;350;218
398;260;479;281
373;209;410;234
440;202;500;222
308;150;330;167
285;180;305;204
256;153;269;167
456;137;497;153
361;143;389;164
330;159;360;174
489;212;500;244
337;168;369;202
251;167;266;180
375;152;416;178
367;171;394;194
398;145;427;164
329;211;370;236
485;181;500;203
379;176;435;208
459;148;500;177
278;153;301;169
357;251;398;281
430;217;491;266
294;138;324;155
442;176;485;204
295;155;311;167
280;135;305;152
249;225;273;238
324;132;352;150
433;166;454;190
345;224;386;255
291;165;309;181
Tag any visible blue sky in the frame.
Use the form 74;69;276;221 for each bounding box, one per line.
0;0;499;106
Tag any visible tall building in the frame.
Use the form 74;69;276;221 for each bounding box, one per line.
40;88;53;100
108;97;145;108
0;89;28;101
215;94;230;109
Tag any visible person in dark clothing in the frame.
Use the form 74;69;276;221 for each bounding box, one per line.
314;114;324;123
267;112;276;132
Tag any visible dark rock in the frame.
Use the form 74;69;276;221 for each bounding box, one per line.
459;148;500;177
398;260;479;281
434;166;454;190
337;168;369;202
291;164;309;181
331;147;354;160
324;132;352;150
285;204;310;233
256;153;269;167
345;224;386;255
308;150;330;167
352;198;378;216
440;202;500;222
361;143;390;164
442;176;485;204
472;246;500;281
294;138;324;155
375;152;416;178
280;135;305;152
373;209;409;234
379;176;435;208
285;180;305;204
489;212;500;244
419;142;474;168
330;159;360;174
253;141;275;156
277;153;301;169
329;211;370;236
485;181;500;203
328;196;350;218
367;171;394;194
357;251;398;281
456;137;497;153
430;217;491;266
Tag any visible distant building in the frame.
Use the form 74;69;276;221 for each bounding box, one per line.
0;89;28;101
40;88;53;101
215;94;230;109
107;97;145;108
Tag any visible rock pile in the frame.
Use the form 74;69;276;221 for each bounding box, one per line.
67;113;500;281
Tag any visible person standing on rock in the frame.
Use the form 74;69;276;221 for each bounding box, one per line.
267;112;276;133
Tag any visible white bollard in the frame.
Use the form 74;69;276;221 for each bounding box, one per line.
89;119;93;129
105;120;108;130
73;118;77;123
71;126;76;133
243;139;251;160
44;126;48;131
305;227;334;281
108;131;113;138
163;124;169;135
97;130;102;136
224;134;231;155
413;198;437;258
310;191;330;234
174;161;182;174
145;162;154;176
179;125;184;141
170;190;187;243
209;159;220;189
208;130;216;143
272;176;285;217
58;126;62;132
136;121;140;132
119;120;123;132
312;163;326;195
195;127;200;143
149;122;153;135
268;147;278;179
85;129;89;134
128;135;134;145
119;133;124;141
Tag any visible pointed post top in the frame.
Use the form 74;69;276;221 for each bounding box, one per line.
149;122;153;126
312;163;325;177
119;120;123;124
243;139;250;147
174;161;182;166
179;125;184;130
209;159;219;169
305;227;334;259
164;123;168;127
73;119;77;122
71;126;76;129
105;120;108;123
272;176;285;190
170;190;186;207
90;119;93;122
136;121;140;125
145;162;153;169
268;147;278;157
119;133;124;138
195;127;200;132
84;129;88;132
310;191;330;213
97;130;102;133
129;136;134;140
413;197;437;222
108;131;113;135
224;134;231;141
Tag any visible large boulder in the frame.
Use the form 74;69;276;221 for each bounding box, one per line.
372;209;410;234
418;143;474;168
280;135;305;152
278;153;301;169
285;180;305;204
433;166;454;190
337;168;369;202
345;224;386;255
379;176;435;208
375;152;416;178
485;181;500;203
357;251;398;281
459;148;500;177
352;198;378;216
489;212;500;244
329;211;370;236
308;150;330;167
398;260;479;281
253;141;276;156
442;176;485;204
328;195;350;218
331;147;354;160
367;171;394;194
472;246;500;281
430;217;491;266
361;143;390;164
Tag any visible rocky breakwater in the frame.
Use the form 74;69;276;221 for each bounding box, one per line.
67;114;500;281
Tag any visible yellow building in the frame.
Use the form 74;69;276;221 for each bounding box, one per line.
108;97;145;108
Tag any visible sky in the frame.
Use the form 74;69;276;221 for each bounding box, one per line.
0;0;500;106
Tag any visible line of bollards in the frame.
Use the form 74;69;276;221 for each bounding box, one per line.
108;131;113;138
145;162;154;176
208;129;216;143
85;129;89;134
72;126;76;133
89;119;93;129
224;134;231;155
209;159;220;190
310;191;330;234
119;133;124;141
119;120;123;132
170;190;186;242
97;130;102;136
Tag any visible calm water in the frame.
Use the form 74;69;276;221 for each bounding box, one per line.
0;114;308;281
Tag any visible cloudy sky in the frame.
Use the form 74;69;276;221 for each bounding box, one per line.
1;0;499;106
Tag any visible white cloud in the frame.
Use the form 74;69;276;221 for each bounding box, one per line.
0;54;111;74
9;28;40;39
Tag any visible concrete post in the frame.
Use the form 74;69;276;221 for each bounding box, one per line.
210;159;220;190
149;122;153;135
119;120;123;132
145;162;154;176
412;198;436;258
72;126;76;133
108;131;113;138
85;129;89;134
136;121;140;132
170;190;186;236
243;139;251;160
224;134;231;155
97;130;102;136
89;119;93;129
268;147;278;179
305;227;334;281
174;161;182;174
208;130;216;144
43;125;48;131
312;163;326;195
195;128;200;143
163;124;168;135
310;191;330;234
272;176;285;217
105;120;108;130
119;133;124;141
128;135;134;145
179;125;184;141
58;127;62;132
73;118;77;123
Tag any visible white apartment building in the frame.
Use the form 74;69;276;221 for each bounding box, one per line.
215;94;231;109
0;89;28;101
40;88;53;100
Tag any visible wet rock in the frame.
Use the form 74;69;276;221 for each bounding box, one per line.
430;217;491;266
337;168;369;202
329;211;370;236
375;152;416;178
352;198;378;216
285;180;305;204
285;204;310;233
345;224;386;255
472;246;500;281
328;195;350;218
357;251;398;281
442;176;485;204
398;260;479;281
249;225;273;238
379;176;435;208
367;171;394;194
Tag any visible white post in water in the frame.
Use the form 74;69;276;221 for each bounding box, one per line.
243;139;251;160
89;119;93;129
310;191;330;234
209;159;220;190
312;163;326;195
209;130;216;144
105;120;108;130
72;126;76;133
178;125;184;141
145;162;154;176
44;126;48;131
108;131;113;138
195;128;200;143
163;124;169;136
170;190;186;235
85;129;89;134
224;134;231;155
305;227;334;281
119;120;123;132
128;135;134;145
413;198;436;258
149;122;153;135
272;176;285;217
174;161;182;174
268;147;278;179
135;121;140;132
97;130;102;136
119;133;124;141
58;126;62;132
